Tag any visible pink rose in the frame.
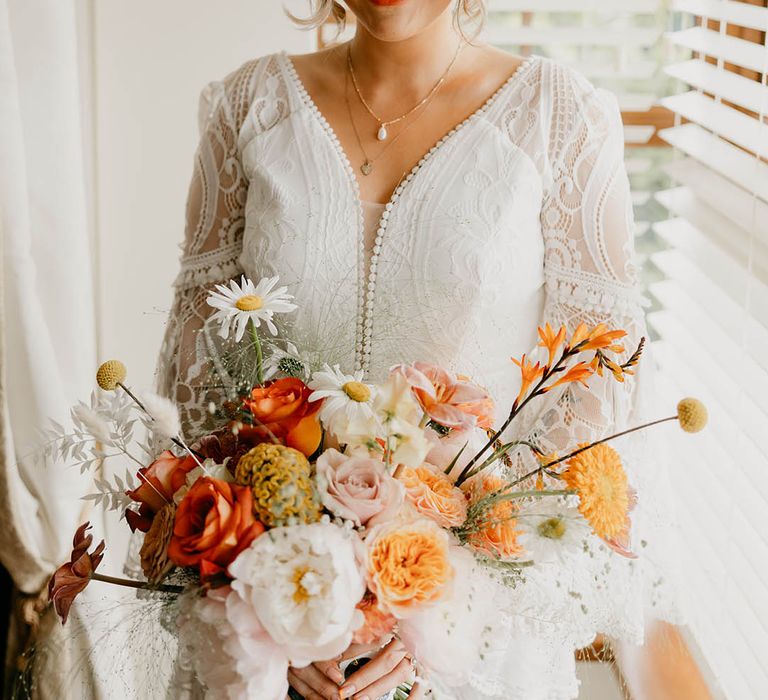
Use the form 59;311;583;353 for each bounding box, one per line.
316;449;404;527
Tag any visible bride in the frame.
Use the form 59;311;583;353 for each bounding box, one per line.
154;0;680;698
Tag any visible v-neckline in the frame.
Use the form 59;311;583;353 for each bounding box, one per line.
280;50;538;373
281;50;537;210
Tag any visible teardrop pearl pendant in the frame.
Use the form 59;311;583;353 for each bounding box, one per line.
377;124;388;141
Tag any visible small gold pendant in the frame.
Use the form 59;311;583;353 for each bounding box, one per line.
360;161;373;176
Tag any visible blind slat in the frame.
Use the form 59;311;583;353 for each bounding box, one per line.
655;185;768;260
661;90;768;156
663;158;768;240
653;218;768;328
666;26;768;73
648;309;768;460
665;58;768;114
672;0;768;31
650;279;768;419
659;123;768;203
651;248;768;359
483;26;660;47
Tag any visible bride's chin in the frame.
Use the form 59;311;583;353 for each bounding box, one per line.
348;0;453;41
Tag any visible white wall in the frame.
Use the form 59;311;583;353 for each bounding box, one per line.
92;1;314;389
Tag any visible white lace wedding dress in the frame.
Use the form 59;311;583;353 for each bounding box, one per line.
149;51;682;699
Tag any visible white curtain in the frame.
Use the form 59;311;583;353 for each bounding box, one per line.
0;0;105;696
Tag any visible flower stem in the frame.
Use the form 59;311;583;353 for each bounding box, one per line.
250;319;264;385
90;572;183;594
456;350;575;485
503;415;679;491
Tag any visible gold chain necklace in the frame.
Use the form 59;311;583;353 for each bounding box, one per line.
347;41;462;142
345;68;427;176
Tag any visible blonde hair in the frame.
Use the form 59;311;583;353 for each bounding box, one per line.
290;1;487;40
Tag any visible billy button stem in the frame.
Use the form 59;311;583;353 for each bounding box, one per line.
95;360;203;460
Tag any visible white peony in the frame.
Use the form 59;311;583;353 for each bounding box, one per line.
177;587;289;700
228;522;366;667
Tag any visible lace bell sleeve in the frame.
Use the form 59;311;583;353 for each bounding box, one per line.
155;72;253;434
497;63;680;643
526;70;647;454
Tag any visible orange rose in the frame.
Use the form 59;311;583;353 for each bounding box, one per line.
399;463;468;528
239;378;322;456
366;518;453;618
461;474;524;560
167;477;264;575
125;450;197;532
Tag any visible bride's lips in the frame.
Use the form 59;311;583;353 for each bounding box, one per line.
369;0;406;5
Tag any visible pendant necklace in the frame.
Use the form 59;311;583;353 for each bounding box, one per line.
347;41;463;142
345;69;425;176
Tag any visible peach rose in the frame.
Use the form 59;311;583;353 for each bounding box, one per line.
399;463;468;528
239;378;322;456
125;450;197;532
316;449;404;527
461;474;524;560
168;477;265;575
365;517;454;618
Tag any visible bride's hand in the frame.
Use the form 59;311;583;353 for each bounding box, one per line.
288;637;425;700
337;638;419;700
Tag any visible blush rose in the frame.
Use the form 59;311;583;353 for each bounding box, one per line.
315;449;404;527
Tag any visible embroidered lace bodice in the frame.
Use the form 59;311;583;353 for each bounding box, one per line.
154;52;681;699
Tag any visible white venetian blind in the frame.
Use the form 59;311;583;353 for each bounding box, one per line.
653;2;768;699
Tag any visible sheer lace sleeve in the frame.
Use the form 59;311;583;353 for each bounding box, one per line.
526;65;648;454
156;62;259;434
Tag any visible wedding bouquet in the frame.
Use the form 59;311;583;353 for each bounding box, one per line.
45;275;707;699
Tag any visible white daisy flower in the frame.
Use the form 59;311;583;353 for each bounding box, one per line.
308;364;378;441
206;275;297;342
518;499;591;564
263;342;311;381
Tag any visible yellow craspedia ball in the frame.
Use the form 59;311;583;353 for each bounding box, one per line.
96;360;127;391
235;443;319;527
677;398;708;434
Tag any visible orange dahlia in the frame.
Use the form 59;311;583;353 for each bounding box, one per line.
560;443;635;557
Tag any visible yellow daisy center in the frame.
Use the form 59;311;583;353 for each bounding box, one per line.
537;517;567;540
343;381;371;403
235;294;263;311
